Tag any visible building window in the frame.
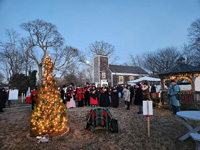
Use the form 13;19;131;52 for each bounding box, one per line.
129;76;134;81
119;76;124;84
102;72;106;78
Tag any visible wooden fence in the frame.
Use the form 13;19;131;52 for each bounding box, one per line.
161;91;200;110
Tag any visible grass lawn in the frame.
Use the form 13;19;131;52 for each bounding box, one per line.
0;100;197;150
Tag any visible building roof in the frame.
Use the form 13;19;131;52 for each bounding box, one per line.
109;65;148;74
159;63;200;76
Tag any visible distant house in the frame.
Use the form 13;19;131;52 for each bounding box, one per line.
93;55;148;86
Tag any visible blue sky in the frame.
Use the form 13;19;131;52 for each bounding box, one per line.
0;0;200;64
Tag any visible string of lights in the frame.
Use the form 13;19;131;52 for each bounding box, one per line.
30;56;69;137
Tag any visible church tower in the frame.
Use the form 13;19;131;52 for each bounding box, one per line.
93;55;111;86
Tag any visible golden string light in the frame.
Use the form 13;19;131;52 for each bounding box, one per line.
29;55;69;137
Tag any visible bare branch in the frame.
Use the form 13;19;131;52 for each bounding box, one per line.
89;41;115;57
188;18;200;52
143;47;181;75
20;19;64;83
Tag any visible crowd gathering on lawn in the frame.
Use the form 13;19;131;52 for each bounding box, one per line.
28;82;152;113
0;79;181;116
58;82;152;113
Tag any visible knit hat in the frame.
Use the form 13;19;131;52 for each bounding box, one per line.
137;83;140;86
171;80;175;83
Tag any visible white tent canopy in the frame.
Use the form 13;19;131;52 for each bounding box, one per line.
128;76;161;84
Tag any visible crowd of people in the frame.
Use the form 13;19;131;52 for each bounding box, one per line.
58;82;156;114
0;82;153;113
0;80;181;115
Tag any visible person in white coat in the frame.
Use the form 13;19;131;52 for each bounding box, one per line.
124;86;130;110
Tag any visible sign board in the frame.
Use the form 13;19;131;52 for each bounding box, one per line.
143;100;153;115
101;80;108;87
143;100;153;137
8;89;19;100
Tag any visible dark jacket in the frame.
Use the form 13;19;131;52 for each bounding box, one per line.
0;89;7;108
151;85;156;93
130;86;135;96
60;89;65;100
134;87;143;105
117;86;123;93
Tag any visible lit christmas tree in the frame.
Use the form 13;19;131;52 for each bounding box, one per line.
30;55;69;138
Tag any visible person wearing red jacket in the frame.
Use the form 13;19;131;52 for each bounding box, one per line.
31;87;37;110
77;86;85;107
90;86;98;107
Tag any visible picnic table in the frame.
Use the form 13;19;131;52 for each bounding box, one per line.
190;133;200;150
176;111;200;141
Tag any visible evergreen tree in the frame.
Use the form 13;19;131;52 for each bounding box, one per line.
10;73;29;94
29;70;37;88
30;55;69;137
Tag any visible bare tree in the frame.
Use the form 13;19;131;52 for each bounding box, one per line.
143;47;181;75
77;69;90;86
0;72;4;84
188;18;200;52
64;73;78;86
89;41;115;57
181;44;200;66
20;39;36;76
20;19;64;84
0;29;24;80
76;70;86;86
128;54;143;67
21;19;85;84
86;66;93;83
51;46;82;77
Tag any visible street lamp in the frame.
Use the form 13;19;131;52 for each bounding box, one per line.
86;60;90;65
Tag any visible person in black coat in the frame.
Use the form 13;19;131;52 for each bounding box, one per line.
117;84;123;103
84;84;90;106
134;83;143;114
99;84;109;107
129;85;135;105
0;88;7;112
66;87;72;102
150;84;156;99
111;86;119;108
60;87;66;104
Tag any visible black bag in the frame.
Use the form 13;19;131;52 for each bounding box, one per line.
172;86;181;101
110;119;118;133
175;92;181;100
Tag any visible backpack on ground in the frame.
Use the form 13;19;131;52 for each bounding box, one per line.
110;119;118;133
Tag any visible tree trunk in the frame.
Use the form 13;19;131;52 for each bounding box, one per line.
38;64;43;85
